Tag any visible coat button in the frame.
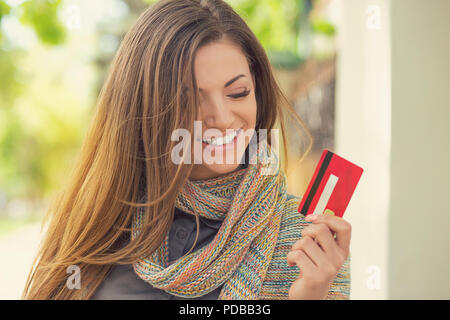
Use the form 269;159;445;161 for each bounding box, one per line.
176;229;188;240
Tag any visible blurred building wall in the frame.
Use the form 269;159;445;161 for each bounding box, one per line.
389;0;450;299
336;0;450;299
335;0;391;299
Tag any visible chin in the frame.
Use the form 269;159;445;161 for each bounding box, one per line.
190;161;244;181
205;162;243;176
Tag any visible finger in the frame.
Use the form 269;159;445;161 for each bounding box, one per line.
290;236;333;272
301;224;347;268
287;249;317;278
299;223;345;261
304;214;352;251
295;223;335;252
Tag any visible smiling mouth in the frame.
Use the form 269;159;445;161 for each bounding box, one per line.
201;128;243;146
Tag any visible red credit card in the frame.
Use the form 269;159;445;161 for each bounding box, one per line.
297;149;363;218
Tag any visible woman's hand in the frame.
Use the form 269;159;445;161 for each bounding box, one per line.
286;213;351;300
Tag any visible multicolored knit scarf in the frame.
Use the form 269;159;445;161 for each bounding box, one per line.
132;140;290;299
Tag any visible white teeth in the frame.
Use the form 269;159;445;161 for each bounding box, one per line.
202;129;240;146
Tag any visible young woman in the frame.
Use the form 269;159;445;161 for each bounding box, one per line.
23;0;351;300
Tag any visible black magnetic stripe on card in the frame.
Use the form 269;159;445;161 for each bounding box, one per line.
300;150;334;215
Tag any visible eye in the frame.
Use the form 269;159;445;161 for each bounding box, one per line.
228;89;251;99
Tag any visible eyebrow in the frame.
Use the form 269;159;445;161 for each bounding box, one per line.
224;74;246;87
198;74;247;91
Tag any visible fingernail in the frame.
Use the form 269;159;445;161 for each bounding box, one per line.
305;214;319;221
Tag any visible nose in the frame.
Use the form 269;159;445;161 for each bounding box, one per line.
200;95;235;130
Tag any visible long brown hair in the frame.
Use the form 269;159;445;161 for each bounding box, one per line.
22;0;312;299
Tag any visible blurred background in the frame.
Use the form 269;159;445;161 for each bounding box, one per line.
0;0;449;299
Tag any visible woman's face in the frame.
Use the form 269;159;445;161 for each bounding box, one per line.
189;38;257;180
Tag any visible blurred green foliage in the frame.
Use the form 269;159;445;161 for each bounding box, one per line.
19;0;66;45
0;0;66;103
0;0;70;201
0;1;11;23
0;0;66;100
311;18;336;36
227;0;304;55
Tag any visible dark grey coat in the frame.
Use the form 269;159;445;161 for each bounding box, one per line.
90;207;223;300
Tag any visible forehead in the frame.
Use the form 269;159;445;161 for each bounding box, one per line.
193;39;250;88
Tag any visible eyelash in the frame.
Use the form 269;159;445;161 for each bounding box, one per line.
228;89;251;99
